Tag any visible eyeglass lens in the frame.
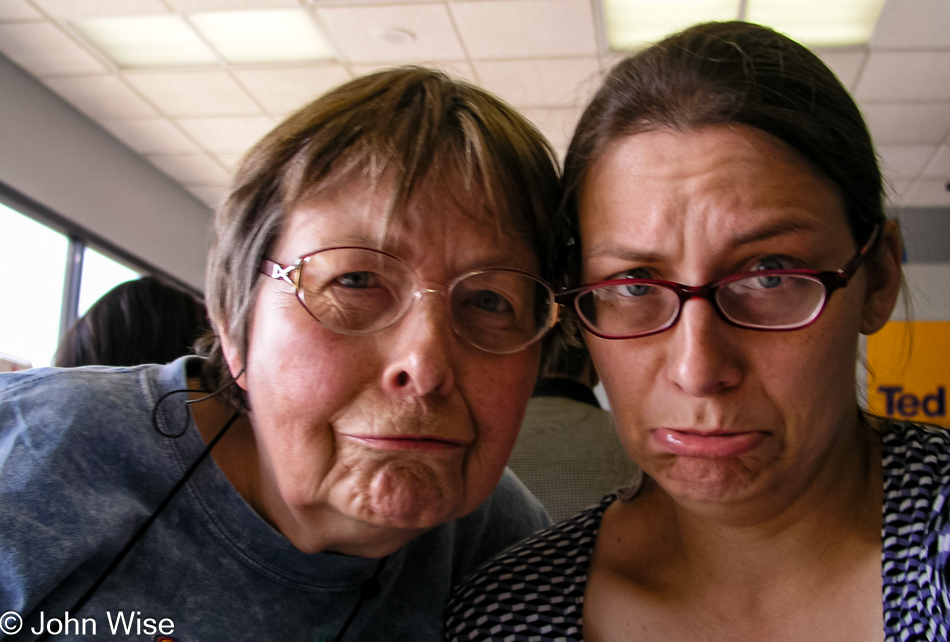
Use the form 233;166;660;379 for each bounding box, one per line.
578;273;829;338
296;248;553;353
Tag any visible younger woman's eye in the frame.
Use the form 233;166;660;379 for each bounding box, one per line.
751;256;796;272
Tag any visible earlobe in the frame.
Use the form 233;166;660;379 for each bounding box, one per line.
860;219;903;335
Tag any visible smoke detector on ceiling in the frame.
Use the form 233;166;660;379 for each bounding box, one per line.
374;27;416;45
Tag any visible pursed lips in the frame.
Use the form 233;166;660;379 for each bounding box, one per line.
652;427;766;458
340;433;470;453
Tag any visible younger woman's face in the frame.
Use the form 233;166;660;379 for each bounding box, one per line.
579;124;899;520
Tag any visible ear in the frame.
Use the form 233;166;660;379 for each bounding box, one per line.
860;219;903;336
217;322;249;391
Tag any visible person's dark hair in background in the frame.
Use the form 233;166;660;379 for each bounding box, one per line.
55;276;209;367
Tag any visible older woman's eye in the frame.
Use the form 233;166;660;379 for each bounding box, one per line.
336;271;379;289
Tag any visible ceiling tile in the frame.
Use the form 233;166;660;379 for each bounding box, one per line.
884;179;913;204
124;71;262;117
871;0;950;50
450;0;597;60
185;184;227;208
923;145;950;178
146;152;232;185
166;0;302;10
520;107;584;150
474;58;602;108
175;116;275;154
43;74;159;118
99;118;202;154
862;103;950;145
215;154;243;171
902;179;950;207
233;65;351;115
0;1;43;20
0;22;107;75
855;52;950;102
316;3;466;63
814;48;867;92
31;0;169;19
877;145;938;182
349;60;476;83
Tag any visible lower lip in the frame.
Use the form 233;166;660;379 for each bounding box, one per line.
653;428;765;458
344;436;465;453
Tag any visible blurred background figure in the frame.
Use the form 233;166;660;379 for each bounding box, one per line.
54;276;209;367
507;340;640;521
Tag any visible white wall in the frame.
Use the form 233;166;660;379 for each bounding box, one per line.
0;53;212;290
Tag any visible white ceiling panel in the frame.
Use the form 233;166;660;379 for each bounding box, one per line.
43;74;160;118
166;0;302;10
856;52;950;102
185;184;228;208
923;145;950;178
124;71;262;117
877;145;939;181
885;179;912;201
520;107;584;151
0;1;43;21
350;60;476;83
99;118;203;154
316;3;466;63
0;22;107;75
903;179;950;207
31;0;169;19
175;115;275;153
862;103;950;145
871;0;950;50
147;152;232;185
474;57;601;107
450;0;598;60
234;65;351;115
815;48;867;91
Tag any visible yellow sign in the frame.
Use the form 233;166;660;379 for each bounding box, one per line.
867;321;949;427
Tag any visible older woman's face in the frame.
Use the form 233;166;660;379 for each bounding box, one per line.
580;124;895;518
224;176;542;555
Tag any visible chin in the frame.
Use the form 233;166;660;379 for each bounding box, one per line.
347;458;466;530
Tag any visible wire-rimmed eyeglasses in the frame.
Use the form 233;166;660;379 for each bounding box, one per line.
260;246;558;354
559;226;880;340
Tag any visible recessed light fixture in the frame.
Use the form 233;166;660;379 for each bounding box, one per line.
189;9;335;64
72;9;335;69
71;15;219;68
603;0;887;50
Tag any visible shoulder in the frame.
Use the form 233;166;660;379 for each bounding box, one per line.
880;419;950;487
444;494;613;642
437;469;550;581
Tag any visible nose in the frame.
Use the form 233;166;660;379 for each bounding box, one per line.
666;297;742;397
381;289;456;397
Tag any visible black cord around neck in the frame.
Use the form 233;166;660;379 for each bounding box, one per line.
335;556;388;642
32;400;240;642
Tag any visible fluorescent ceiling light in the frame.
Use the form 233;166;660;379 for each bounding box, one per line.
746;0;887;47
604;0;739;50
189;10;334;64
72;15;219;68
604;0;887;50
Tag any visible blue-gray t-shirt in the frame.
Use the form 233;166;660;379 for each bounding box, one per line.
0;358;548;641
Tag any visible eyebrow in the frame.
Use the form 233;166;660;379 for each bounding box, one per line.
584;218;822;263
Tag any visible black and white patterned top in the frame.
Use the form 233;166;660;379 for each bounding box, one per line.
445;421;950;642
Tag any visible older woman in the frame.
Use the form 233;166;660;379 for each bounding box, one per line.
0;67;560;641
447;22;948;641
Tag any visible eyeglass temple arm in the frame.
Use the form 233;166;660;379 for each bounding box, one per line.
259;259;297;286
836;223;881;282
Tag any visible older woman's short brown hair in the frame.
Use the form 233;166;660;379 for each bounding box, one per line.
201;66;561;410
